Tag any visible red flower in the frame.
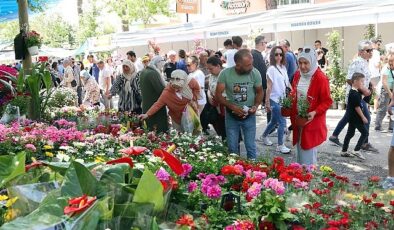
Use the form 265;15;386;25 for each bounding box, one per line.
362;195;372;204
289;208;299;214
221;165;242;176
106;157;133;168
371;193;377;199
327;181;334;188
292;225;305;230
153;149;184;175
313;202;322;209
64;195;97;216
176;214;195;229
259;220;275;230
373;202;385;208
365;221;379;230
120;146;147;156
369;176;381;183
322;177;331;182
25;161;46;172
390;200;394;206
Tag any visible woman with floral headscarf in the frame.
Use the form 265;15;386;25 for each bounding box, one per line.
289;46;332;165
108;60;141;113
139;70;200;131
80;70;100;106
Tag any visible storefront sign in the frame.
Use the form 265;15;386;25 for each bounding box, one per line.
176;0;200;14
220;0;251;15
291;20;321;28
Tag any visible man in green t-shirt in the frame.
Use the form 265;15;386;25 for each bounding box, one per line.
216;49;263;160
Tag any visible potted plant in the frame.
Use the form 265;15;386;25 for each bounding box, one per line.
296;96;310;127
25;30;42;56
280;96;293;117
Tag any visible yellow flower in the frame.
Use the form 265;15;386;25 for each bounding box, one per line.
0;195;8;201
95;157;105;163
45;152;54;157
386;190;394;196
166;144;176;153
320;165;333;173
4;208;20;221
344;193;356;200
31;157;37;162
43;145;53;150
5;197;18;208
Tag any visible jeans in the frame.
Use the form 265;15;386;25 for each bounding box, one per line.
333;100;370;144
342;122;368;152
262;100;286;145
225;110;257;159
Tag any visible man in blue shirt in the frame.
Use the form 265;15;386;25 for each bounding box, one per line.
280;39;297;83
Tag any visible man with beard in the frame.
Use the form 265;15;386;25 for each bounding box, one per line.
215;49;263;160
139;55;168;133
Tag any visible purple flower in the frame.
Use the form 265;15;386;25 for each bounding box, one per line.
188;181;198;193
247;182;262;199
205;185;221;199
181;163;193;178
25;143;36;152
155;167;170;181
197;173;206;180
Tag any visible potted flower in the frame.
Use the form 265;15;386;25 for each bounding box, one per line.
25;30;42;56
280;96;293;117
296;96;310;127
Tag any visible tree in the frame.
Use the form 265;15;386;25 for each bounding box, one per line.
76;0;102;44
106;0;171;31
0;21;19;42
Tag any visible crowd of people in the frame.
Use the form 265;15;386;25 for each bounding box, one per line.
4;35;394;189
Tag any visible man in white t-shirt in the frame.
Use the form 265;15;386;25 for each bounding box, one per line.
224;36;243;68
98;60;112;110
127;50;144;72
369;38;382;112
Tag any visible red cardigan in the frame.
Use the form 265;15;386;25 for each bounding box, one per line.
290;68;332;150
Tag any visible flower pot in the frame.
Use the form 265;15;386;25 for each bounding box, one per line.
281;107;292;117
27;46;39;56
295;116;309;127
331;101;338;109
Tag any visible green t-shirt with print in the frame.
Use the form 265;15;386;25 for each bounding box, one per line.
383;67;394;90
218;67;262;107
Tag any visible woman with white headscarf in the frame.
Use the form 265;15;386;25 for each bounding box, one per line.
108;60;142;113
289;46;332;165
80;70;100;106
139;70;200;132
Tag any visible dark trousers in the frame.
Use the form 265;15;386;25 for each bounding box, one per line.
334;100;370;144
342;122;369;152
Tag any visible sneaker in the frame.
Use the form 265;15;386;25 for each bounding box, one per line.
382;177;394;190
375;126;382;131
349;150;365;160
263;137;273;146
361;143;379;153
276;145;291;154
329;136;343;147
340;151;352;157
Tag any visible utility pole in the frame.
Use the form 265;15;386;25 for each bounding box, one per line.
17;0;32;73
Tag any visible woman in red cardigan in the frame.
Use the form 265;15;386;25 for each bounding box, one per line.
289;46;332;165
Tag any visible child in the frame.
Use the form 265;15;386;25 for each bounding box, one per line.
341;73;369;160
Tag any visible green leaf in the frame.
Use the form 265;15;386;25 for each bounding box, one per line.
60;161;98;197
0;152;26;188
132;169;164;212
42;69;52;92
16;69;25;93
43;161;98;175
99;163;132;184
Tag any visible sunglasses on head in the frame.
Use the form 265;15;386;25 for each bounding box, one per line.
275;53;283;57
364;49;373;53
300;48;312;53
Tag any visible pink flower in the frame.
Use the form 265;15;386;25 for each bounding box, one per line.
25;143;36;152
155;167;170;181
206;185;221;199
181;163;193;178
247;182;262;199
263;178;285;195
292;178;309;190
188;181;198;193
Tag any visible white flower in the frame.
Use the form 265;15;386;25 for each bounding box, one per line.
134;163;145;170
56;152;70;162
85;151;94;155
75;159;85;164
228;158;236;165
216;153;223;157
148;156;162;163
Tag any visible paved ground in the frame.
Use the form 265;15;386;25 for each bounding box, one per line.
237;109;392;183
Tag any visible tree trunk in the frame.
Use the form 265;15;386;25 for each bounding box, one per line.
265;0;278;10
122;19;129;31
17;0;32;74
77;0;83;16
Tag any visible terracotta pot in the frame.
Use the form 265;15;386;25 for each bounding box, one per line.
281;107;292;117
295;116;309;127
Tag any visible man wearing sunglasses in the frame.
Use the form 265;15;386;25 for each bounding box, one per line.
329;40;378;153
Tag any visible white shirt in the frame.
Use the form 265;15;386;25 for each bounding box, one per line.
134;59;144;72
189;69;207;105
98;67;112;91
369;49;381;78
266;65;290;103
346;56;371;100
224;49;237;68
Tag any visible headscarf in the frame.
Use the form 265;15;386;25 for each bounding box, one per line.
122;59;137;96
298;46;319;79
80;70;91;81
170;70;193;100
149;55;164;73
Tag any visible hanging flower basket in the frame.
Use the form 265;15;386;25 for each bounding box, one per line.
27;46;39;56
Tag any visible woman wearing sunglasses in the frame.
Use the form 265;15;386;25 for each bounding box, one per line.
139;70;200;132
258;46;291;154
289;46;333;165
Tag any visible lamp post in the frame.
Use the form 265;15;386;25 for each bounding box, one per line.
17;0;32;73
